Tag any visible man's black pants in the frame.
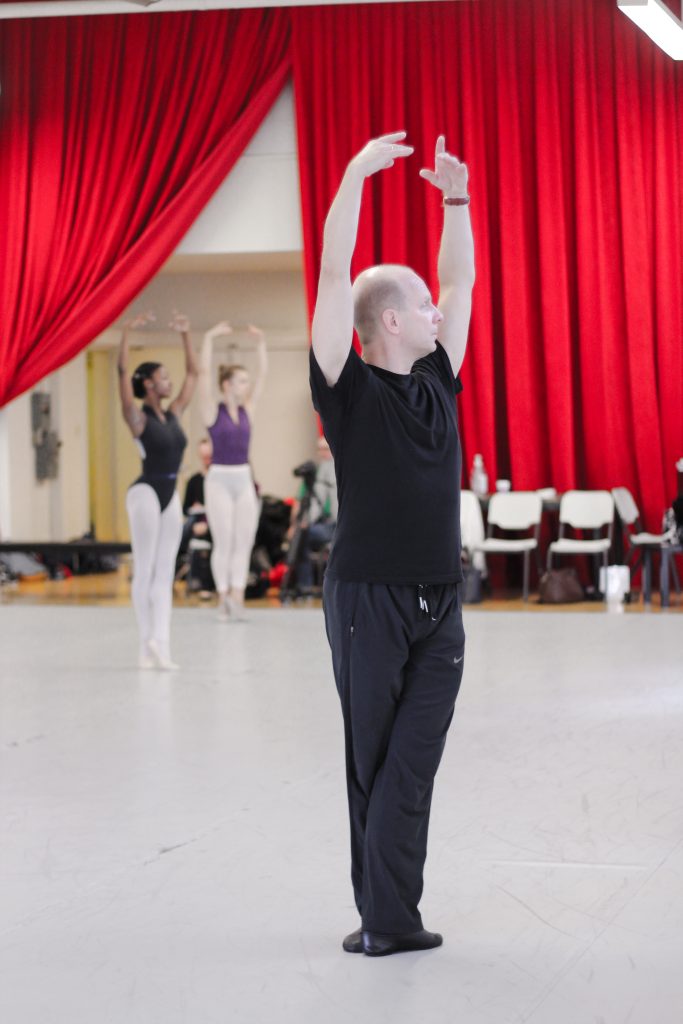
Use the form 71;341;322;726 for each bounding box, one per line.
323;578;465;934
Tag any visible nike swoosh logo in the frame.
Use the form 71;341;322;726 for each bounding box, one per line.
454;655;464;665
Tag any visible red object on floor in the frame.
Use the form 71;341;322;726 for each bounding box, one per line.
269;563;288;587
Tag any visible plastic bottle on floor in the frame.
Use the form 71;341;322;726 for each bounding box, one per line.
470;453;489;497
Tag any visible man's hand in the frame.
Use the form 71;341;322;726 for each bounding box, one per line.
419;136;468;199
349;132;414;180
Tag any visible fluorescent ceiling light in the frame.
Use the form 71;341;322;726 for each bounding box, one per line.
618;0;683;59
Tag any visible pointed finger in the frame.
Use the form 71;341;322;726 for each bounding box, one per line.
419;169;440;186
377;130;408;144
435;135;446;162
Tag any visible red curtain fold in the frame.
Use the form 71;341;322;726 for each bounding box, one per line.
0;9;290;407
291;0;683;530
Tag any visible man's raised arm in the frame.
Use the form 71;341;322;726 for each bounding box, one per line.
312;132;413;387
420;136;475;378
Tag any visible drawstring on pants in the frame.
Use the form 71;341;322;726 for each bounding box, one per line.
418;584;437;621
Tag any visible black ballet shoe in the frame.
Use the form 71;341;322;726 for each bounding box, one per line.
342;928;364;953
361;928;443;957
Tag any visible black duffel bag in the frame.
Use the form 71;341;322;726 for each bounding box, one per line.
538;568;584;604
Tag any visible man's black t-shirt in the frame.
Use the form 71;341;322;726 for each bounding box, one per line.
309;341;463;584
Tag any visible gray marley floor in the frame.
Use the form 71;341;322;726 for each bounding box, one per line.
1;605;682;1024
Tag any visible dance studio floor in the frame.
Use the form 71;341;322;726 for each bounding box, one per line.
1;605;682;1024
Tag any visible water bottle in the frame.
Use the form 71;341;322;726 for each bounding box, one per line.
470;453;489;497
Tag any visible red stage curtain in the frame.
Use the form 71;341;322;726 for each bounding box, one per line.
0;10;290;407
291;0;683;529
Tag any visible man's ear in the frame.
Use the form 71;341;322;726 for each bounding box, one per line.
381;308;400;335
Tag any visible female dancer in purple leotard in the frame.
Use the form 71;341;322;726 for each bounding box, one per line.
198;322;267;621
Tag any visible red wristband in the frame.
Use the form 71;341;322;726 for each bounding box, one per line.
443;196;470;206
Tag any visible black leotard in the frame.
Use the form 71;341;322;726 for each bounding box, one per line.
131;405;187;511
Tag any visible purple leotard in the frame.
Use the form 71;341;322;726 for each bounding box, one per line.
208;403;251;465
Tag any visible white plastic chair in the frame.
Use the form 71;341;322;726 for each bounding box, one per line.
612;486;680;604
473;491;542;601
547;490;614;595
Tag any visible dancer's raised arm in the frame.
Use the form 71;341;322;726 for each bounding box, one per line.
198;321;231;427
312;132;414;386
420;135;475;377
117;312;153;437
245;325;268;411
168;311;198;417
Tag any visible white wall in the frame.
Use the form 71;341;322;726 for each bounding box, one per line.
0;355;90;540
0;408;11;538
175;85;302;256
0;84;312;541
53;356;90;538
0;393;49;539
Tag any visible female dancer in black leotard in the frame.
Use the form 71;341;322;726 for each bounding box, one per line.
118;311;198;669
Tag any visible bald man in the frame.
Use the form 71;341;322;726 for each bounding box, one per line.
309;133;474;956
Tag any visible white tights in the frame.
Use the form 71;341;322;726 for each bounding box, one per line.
205;465;259;595
126;484;182;662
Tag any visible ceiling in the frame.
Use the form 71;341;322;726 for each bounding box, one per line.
0;0;454;17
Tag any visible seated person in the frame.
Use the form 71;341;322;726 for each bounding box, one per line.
180;438;214;594
295;437;338;591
